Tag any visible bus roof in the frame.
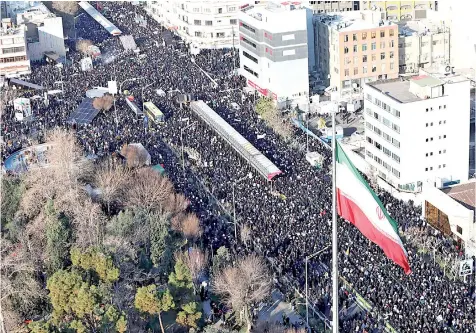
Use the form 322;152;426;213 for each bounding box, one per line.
144;101;163;116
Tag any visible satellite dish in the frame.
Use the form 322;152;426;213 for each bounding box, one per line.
445;65;451;73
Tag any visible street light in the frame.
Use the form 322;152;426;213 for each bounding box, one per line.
141;82;154;114
119;77;141;94
180;121;197;175
305;245;331;330
232;172;253;240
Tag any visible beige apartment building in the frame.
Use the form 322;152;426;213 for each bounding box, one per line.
316;11;399;98
398;19;450;74
359;1;436;21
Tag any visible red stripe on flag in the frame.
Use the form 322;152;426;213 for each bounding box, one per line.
336;188;411;274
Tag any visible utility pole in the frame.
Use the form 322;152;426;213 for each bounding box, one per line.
232;25;236;74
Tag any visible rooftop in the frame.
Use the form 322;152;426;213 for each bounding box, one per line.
441;181;476;212
410;75;443;88
367;79;420;103
398;19;449;37
316;10;396;31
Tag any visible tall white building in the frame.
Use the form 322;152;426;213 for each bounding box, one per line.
15;3;66;62
0;21;30;77
144;0;241;49
238;2;314;105
363;72;470;192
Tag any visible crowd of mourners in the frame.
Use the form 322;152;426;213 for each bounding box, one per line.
1;3;475;333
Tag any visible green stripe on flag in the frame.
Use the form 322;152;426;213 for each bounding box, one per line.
335;142;400;235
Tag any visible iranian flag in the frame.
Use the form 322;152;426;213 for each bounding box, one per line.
335;142;411;274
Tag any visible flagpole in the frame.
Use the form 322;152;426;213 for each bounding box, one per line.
331;105;339;333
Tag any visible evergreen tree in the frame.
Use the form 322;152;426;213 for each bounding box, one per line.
168;256;194;305
45;200;72;275
176;301;202;329
134;284;175;333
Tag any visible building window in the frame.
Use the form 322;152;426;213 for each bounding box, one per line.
205;20;213;26
241;23;256;33
389;29;394;37
371;31;376;39
345;57;350;64
230;19;237;25
363;66;367;73
282;34;295;41
241;37;256;48
371;54;376;61
389;51;394;59
344;34;349;42
242;51;258;63
354;67;358;75
389;40;394;47
218;8;223;13
372;66;376;72
380;52;385;60
362;32;367;40
380;30;385;38
371;42;376;50
353;33;357;41
228;6;236;11
194;19;201;25
344;69;349;76
425;167;428;171
362;44;367;51
193;7;200;12
243;65;258;78
457;225;463;234
363;55;367;62
353;45;357;52
282;49;296;56
390;62;394;69
380;41;385;49
194;31;202;37
344;47;349;54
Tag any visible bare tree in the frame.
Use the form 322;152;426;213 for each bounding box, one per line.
176;247;208;294
101;94;114;111
93;95;114;112
212;255;271;331
125;168;174;212
93;96;105;111
240;224;251;248
95;160;130;214
1;237;47;329
76;39;93;55
46;129;92;187
72;197;107;249
179;213;202;241
52;1;78;15
120;144;150;168
164;193;189;216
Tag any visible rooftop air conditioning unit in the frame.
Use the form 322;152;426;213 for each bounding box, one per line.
440;64;451;75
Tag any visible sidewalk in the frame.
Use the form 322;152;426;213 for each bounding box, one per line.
257;290;304;327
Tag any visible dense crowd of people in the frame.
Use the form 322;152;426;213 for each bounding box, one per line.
1;2;475;332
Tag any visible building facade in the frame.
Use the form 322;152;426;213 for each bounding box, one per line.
398;19;450;74
144;0;241;49
303;1;359;13
363;72;470;192
423;181;476;257
435;1;476;70
15;3;66;62
238;2;314;105
0;22;30;77
359;1;435;21
316;11;399;99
